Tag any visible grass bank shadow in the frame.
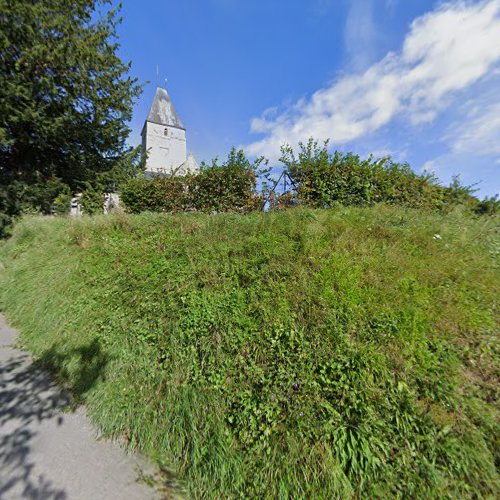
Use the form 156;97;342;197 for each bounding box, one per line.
0;338;110;498
34;338;109;404
0;353;70;499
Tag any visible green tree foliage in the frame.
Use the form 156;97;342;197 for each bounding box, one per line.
0;0;141;233
121;175;191;214
474;195;500;216
191;148;264;213
121;148;263;214
280;139;478;211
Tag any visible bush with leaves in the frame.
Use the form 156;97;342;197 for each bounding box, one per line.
0;181;23;237
267;191;297;211
191;148;263;213
80;145;147;215
0;177;72;234
121;175;191;214
52;192;72;215
473;195;499;216
80;187;105;215
280;139;477;211
23;178;72;215
121;149;264;214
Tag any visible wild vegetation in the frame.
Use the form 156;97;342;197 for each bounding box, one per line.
1;2;498;497
120;141;498;217
121;148;263;214
1;207;498;498
280;140;480;211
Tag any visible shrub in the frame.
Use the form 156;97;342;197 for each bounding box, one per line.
280;139;476;211
52;192;72;215
474;195;500;216
22;178;72;215
0;180;24;237
106;142;495;219
0;178;72;236
121;149;263;214
267;191;298;211
121;175;191;214
191;148;262;213
80;187;105;215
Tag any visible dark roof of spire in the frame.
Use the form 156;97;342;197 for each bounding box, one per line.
146;87;185;130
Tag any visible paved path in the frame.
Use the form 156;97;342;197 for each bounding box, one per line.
0;314;161;500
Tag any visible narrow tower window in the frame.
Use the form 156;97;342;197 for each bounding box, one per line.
164;128;168;136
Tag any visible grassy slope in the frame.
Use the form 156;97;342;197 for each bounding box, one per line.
0;207;498;498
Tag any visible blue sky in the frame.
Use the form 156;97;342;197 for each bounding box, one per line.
118;0;500;197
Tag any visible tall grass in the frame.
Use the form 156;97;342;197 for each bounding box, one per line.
0;207;498;498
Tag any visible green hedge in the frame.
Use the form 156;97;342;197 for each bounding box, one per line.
280;140;478;211
120;176;190;214
121;141;495;217
121;148;262;214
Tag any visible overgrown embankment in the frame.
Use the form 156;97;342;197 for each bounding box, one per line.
0;207;498;498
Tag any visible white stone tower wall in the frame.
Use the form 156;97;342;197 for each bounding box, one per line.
143;122;187;174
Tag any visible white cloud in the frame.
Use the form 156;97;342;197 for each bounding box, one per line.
448;102;500;155
246;0;500;159
344;0;379;71
420;151;500;196
421;84;500;193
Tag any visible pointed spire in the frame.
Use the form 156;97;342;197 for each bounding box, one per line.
146;87;185;130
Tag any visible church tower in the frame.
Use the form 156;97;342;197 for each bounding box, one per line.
141;87;197;175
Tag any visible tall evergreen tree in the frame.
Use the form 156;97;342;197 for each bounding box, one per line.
0;0;141;227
